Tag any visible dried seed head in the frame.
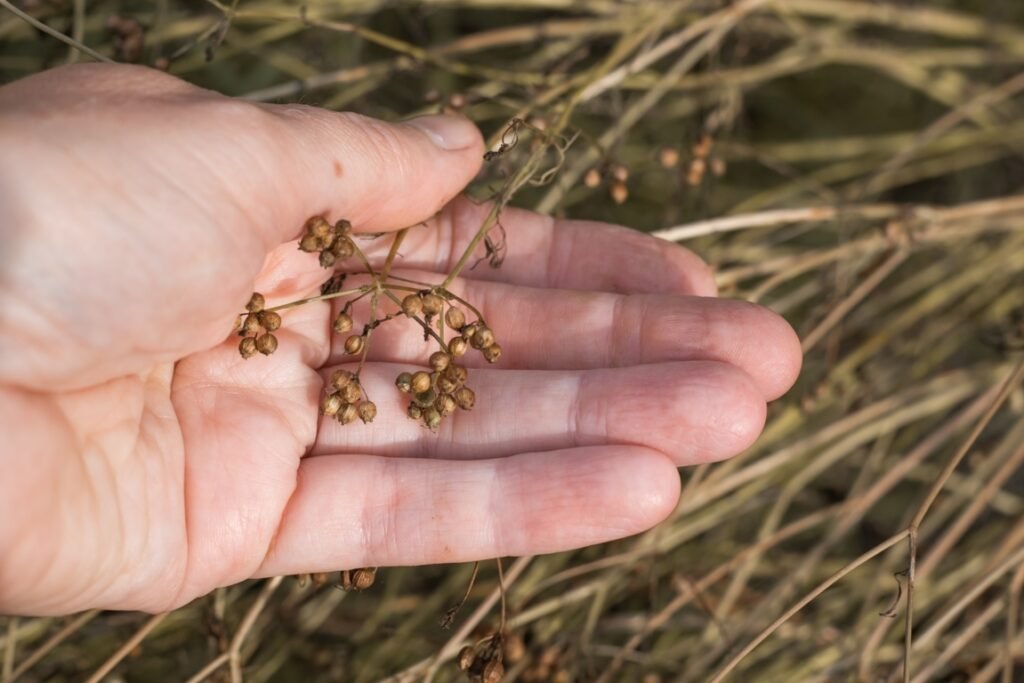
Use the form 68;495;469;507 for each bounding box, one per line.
350;567;376;590
407;404;423;420
319;250;337;268
583;167;602;188
338;403;358;425
242;314;261;335
402;295;424;317
423;406;442;430
320;393;343;417
334;219;352;235
395;372;413;393
411;371;432;393
429;351;451;372
246;292;265;313
659;146;681;169
344;335;364;355
422;294;445;316
454;386;476;410
482;659;504;683
471;326;496;350
437;374;457;394
610;181;629;205
331;370;354;390
332;237;355;259
448;337;468;357
299;233;322;253
239;336;258;359
414;388;438;408
437;393;457;417
258;310;282;332
333;312;353;334
445;307;466;330
357;401;377;424
341;382;363;404
483;343;502;364
457;646;476;672
256;333;278;355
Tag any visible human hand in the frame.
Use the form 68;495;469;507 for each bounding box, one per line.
0;64;801;616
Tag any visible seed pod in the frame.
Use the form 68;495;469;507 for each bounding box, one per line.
402;295;423;317
659;146;680;169
471;326;495;350
445;307;466;330
457;646;476;672
610;181;628;205
319;249;337;268
242;314;261;335
357;401;377;423
332;312;353;334
258;310;282;332
429;351;451;372
437;374;457;394
407;404;423;420
422;293;444;316
332;237;354;259
334;219;352;235
306;216;331;238
344;335;364;355
341;382;362;404
239;336;258;359
331;369;354;390
437;393;456;417
338;403;358;425
483;343;502;364
583;167;602;188
414;388;437;408
299;233;322;253
411;371;432;393
422;406;442;430
448;337;468;357
395;372;413;393
454;386;476;410
446;365;469;387
320;393;343;417
350;567;376;590
482;659;504;683
246;292;265;313
461;322;480;340
256;333;278;355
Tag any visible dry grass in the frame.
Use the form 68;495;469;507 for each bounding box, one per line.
3;0;1024;681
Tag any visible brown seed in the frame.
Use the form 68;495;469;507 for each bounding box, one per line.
583;167;602;188
332;312;353;334
446;365;469;387
331;237;354;259
306;216;331;238
429;351;451;372
471;326;495;350
350;567;376;590
239;336;258;359
610;181;628;205
436;393;456;417
414;388;437;408
395;372;413;393
687;158;707;186
241;314;261;335
445;307;466;330
331;369;354;390
320;393;342;417
341;382;362;404
454;386;476;410
246;292;265;313
402;295;423;317
256;333;278;355
457;646;476;672
422;406;442;430
437;375;457;394
461;322;480;340
483;343;502;364
258;310;282;332
482;659;504;683
407;404;423;420
319;250;337;268
310;571;329;587
338;403;358;425
693;133;713;159
344;335;364;355
411;371;432;393
610;164;629;182
448;337;468;357
357;401;377;423
299;233;322;253
659;146;680;169
334;219;352;235
422;293;444;316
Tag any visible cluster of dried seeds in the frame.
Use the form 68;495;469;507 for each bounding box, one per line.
237;292;281;358
458;635;506;683
296;567;377;591
298;215;355;268
321;370;377;424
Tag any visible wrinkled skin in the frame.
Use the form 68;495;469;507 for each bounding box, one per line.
0;64;801;616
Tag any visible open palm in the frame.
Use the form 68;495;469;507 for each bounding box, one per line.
0;64;800;616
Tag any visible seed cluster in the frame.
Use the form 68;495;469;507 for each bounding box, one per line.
238;292;281;359
297;568;377;591
458;635;507;683
298;215;355;268
321;370;377;424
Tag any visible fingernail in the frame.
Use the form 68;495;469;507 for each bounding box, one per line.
405;114;480;151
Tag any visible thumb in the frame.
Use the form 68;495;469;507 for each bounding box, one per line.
265;105;485;236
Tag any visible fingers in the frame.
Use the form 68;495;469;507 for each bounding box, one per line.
258;446;680;575
311;361;766;465
328;276;802;400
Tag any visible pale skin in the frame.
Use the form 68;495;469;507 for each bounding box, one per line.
0;64;802;616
